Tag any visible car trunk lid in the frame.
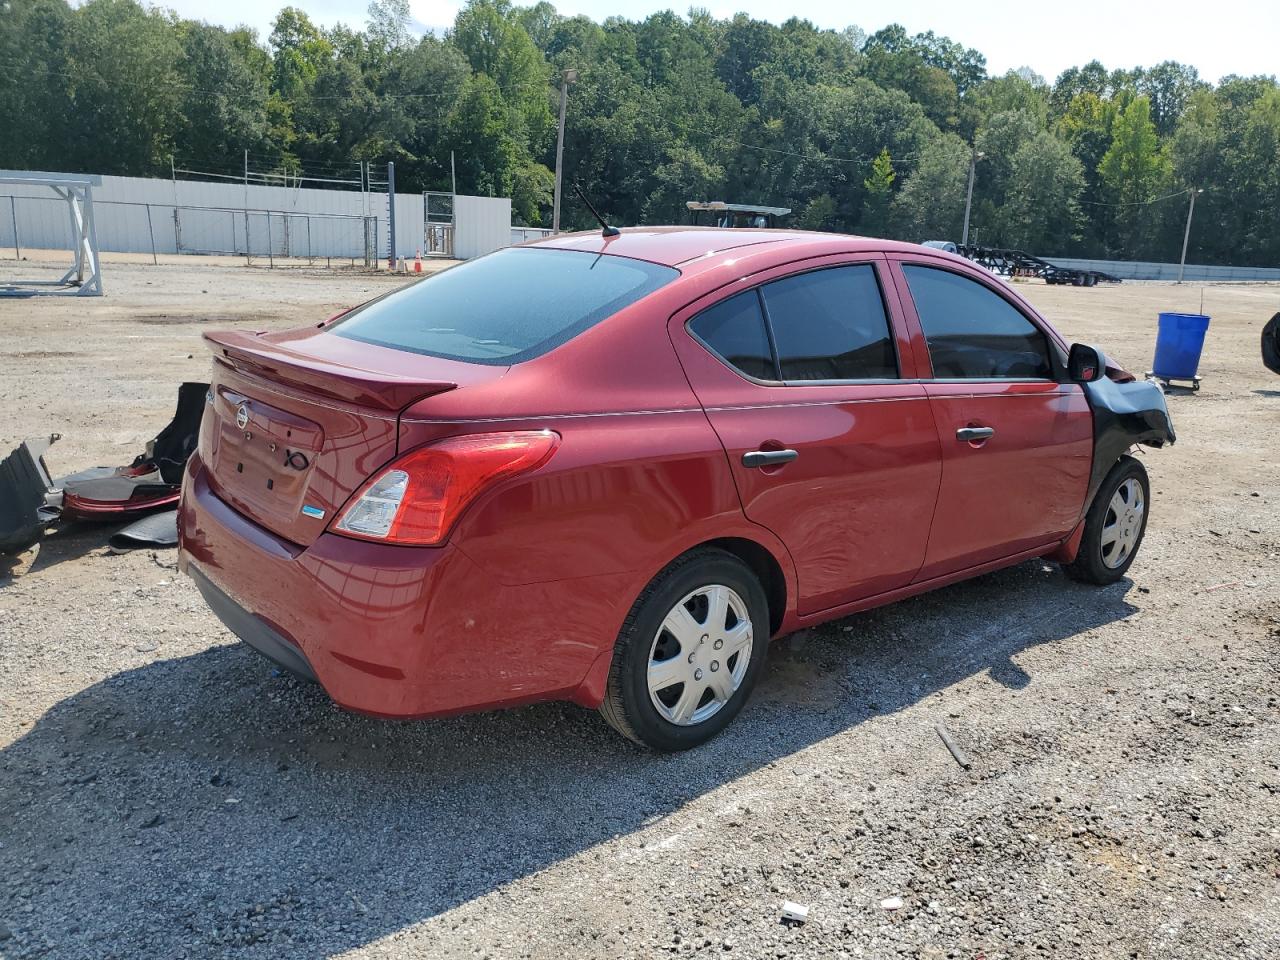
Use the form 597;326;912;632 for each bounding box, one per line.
201;329;504;546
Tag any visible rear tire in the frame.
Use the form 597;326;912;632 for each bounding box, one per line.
599;548;769;751
1065;456;1150;585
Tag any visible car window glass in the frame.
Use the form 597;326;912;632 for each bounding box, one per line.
688;291;776;381
902;265;1053;379
760;265;897;381
332;247;678;364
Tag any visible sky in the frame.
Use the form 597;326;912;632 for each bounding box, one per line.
151;0;1279;85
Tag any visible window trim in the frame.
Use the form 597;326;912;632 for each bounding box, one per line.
894;258;1069;383
684;261;904;387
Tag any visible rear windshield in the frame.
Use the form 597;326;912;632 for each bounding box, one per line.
330;247;679;364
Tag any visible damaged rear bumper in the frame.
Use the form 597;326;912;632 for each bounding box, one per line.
188;566;318;681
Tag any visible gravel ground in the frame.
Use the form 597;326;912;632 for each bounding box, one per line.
1;260;1278;959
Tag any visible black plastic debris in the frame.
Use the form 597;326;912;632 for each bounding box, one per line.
0;436;60;556
108;509;180;552
1081;376;1176;505
0;382;207;557
1264;312;1280;375
59;382;208;519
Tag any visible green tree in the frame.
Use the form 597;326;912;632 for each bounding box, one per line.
0;0;75;170
797;193;837;230
1099;96;1170;256
860;148;895;236
892;135;970;241
59;0;184;174
1000;131;1085;252
452;0;552;152
269;7;332;102
173;23;271;169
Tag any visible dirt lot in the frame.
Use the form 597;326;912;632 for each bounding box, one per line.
1;256;1278;960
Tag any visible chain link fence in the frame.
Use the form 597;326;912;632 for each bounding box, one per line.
1;194;380;269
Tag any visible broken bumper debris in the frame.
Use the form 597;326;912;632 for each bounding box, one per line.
0;382;207;556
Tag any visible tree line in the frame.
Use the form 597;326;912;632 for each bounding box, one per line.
2;0;1278;265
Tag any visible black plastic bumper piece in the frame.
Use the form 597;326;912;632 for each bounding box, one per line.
189;566;318;681
0;437;57;556
1081;376;1176;504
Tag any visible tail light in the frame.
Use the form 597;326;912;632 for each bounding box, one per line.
331;431;559;545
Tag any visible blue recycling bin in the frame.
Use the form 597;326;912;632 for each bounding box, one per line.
1152;312;1210;383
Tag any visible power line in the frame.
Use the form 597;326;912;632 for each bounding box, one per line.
623;102;927;167
1079;186;1196;207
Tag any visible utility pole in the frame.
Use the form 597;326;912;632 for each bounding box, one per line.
1177;187;1203;284
961;143;982;246
552;68;578;234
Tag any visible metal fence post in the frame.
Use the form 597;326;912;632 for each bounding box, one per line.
145;203;157;265
387;161;396;268
306;215;312;263
10;196;19;259
266;211;274;269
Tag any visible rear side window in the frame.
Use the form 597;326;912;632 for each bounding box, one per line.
902;265;1053;379
688;291;775;381
331;247;678;364
761;265;897;381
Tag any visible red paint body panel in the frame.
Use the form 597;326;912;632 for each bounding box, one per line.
915;381;1092;578
667;256;943;614
177;228;1107;719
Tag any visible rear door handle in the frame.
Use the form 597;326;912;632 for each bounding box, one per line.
956;427;995;442
742;449;799;468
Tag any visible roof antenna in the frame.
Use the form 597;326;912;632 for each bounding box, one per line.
573;183;620;238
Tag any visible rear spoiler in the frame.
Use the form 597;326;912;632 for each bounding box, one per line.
204;330;457;411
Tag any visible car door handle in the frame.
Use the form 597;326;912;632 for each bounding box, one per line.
742;449;799;468
956;427;995;442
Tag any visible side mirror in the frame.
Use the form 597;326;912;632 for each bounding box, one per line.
1068;343;1106;383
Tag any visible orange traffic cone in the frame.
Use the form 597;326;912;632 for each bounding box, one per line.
414;249;422;273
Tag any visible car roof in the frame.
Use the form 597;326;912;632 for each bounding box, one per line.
528;226;930;269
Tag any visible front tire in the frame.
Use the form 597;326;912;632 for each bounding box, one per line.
1065;456;1150;585
599;548;769;751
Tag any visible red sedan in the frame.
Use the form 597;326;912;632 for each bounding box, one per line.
178;228;1174;750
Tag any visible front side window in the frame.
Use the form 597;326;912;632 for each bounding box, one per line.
761;265;897;381
902;265;1053;379
331;247;678;364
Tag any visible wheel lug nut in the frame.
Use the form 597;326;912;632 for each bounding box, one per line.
694;669;703;681
713;639;723;650
710;661;719;672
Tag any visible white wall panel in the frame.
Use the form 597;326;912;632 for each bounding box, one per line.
453;195;512;260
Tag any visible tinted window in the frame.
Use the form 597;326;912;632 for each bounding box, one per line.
688;291;776;381
902;266;1053;379
332;247;678;364
761;265;897;381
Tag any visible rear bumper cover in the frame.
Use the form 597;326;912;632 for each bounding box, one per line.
178;455;622;716
189;566;318;681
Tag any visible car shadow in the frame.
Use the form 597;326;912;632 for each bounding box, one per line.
0;561;1138;956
